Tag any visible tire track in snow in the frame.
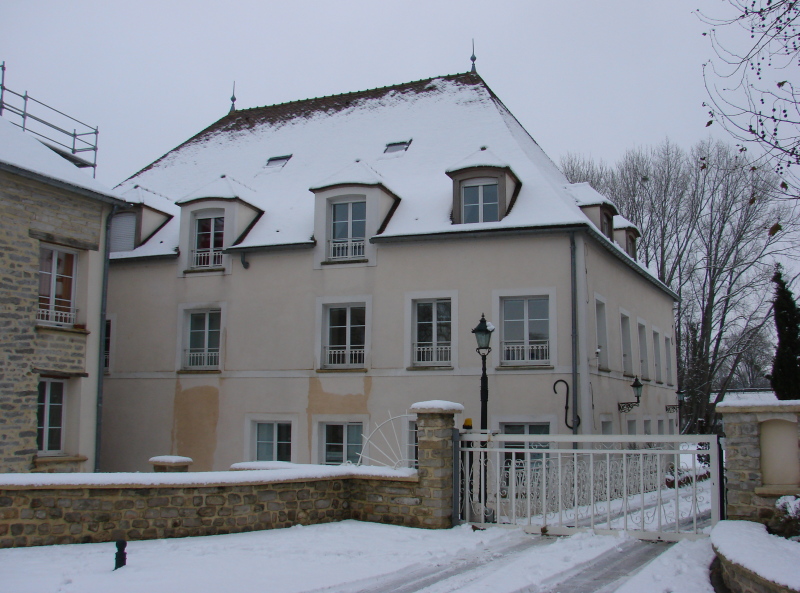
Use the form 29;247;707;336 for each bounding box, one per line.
302;531;553;593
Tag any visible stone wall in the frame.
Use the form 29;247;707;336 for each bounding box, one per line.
718;403;800;524
0;170;106;473
0;406;458;547
715;550;799;593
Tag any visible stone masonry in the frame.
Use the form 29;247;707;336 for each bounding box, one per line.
0;407;458;547
718;404;800;524
0;171;105;473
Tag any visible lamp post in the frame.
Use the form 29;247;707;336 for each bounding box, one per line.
472;313;494;431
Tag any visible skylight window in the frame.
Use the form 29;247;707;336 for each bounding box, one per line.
266;155;292;168
384;140;412;154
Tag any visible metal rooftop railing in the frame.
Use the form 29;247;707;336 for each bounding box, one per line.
0;62;99;177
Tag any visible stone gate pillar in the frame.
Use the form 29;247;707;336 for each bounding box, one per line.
410;400;463;529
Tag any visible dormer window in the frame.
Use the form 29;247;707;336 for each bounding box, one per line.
626;233;637;259
266;155;292;168
384;140;411;153
462;178;499;223
329;200;366;260
601;211;613;239
193;214;224;268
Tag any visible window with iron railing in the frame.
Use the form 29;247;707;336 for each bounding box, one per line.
325;305;366;367
501;296;550;364
328;201;366;261
38;246;77;326
413;299;451;365
192;215;224;268
185;310;221;369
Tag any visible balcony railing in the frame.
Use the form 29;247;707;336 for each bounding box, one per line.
185;349;220;369
502;340;549;364
328;239;365;260
413;343;451;365
192;248;223;268
36;307;76;326
325;346;365;367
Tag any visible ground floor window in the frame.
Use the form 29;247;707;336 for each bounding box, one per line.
256;422;292;461
37;379;65;453
501;422;550;464
323;422;362;465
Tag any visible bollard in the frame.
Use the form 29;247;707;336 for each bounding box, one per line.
114;540;127;570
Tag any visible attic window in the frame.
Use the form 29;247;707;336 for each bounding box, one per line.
266;155;292;168
384;140;411;154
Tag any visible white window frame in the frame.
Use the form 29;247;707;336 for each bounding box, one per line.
500;296;550;365
461;177;500;223
254;421;293;462
404;291;458;370
412;298;452;366
177;303;225;371
316;296;371;370
192;210;225;269
664;336;673;385
328;199;366;261
652;328;663;383
620;311;633;376
37;245;78;327
321;421;363;465
244;414;297;462
595;296;609;370
492;288;557;368
638;320;650;380
37;379;66;455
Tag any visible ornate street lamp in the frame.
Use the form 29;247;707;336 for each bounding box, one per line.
618;376;644;413
472;313;494;431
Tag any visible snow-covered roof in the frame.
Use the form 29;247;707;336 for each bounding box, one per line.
561;181;617;212
0;117;124;203
111;72;665;294
613;214;639;234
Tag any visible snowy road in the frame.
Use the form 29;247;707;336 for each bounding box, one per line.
0;521;714;593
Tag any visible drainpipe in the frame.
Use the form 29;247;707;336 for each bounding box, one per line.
570;232;579;435
94;204;116;471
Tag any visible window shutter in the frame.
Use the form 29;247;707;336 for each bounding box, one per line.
109;212;136;252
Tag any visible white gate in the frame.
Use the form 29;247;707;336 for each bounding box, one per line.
457;433;720;541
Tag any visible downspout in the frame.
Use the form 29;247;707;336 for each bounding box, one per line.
570;232;579;435
94;204;116;471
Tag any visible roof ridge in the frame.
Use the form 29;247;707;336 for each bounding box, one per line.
235;72;478;114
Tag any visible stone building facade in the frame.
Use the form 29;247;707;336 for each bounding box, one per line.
0;118;126;472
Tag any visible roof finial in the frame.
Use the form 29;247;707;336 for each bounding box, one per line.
230;82;237;113
470;39;477;73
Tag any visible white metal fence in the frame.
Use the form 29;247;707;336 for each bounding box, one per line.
457;433;719;541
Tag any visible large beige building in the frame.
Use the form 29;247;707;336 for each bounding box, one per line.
0;118;126;472
101;73;679;472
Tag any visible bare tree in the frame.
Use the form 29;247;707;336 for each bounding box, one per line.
700;0;800;197
562;140;796;432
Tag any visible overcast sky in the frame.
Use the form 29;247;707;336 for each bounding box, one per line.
2;1;730;188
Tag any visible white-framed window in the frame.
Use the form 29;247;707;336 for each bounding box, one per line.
668;419;676;435
501;296;549;364
665;336;673;384
620;313;633;375
324;304;366;367
643;419;652;436
329;200;366;260
638;322;649;379
653;330;662;382
192;214;224;268
413;299;452;365
37;246;77;326
601;211;614;239
601;420;613;435
462;178;499;223
501;422;550;464
595;298;609;369
255;421;292;461
185;310;221;369
322;422;363;465
658;419;665;435
627;419;637;435
37;379;65;454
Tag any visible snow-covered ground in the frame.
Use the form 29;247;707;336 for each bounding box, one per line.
0;520;717;593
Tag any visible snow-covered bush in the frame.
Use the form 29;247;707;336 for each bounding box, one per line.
769;495;800;540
